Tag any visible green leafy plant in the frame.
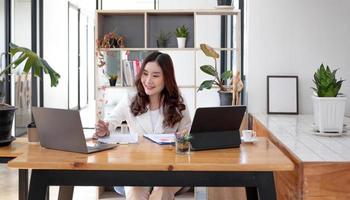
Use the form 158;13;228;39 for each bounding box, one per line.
175;133;192;144
156;30;172;47
175;25;189;38
107;73;118;80
198;43;232;92
312;63;344;97
0;43;60;88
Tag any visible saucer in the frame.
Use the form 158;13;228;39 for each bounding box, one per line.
0;136;16;147
241;137;257;143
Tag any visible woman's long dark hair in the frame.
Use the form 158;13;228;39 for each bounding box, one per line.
130;51;186;127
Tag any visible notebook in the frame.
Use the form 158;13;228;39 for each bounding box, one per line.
190;106;246;151
143;133;175;144
32;107;117;154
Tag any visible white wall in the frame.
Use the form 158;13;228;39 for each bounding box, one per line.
246;0;350;115
159;0;216;9
43;0;95;108
43;0;68;108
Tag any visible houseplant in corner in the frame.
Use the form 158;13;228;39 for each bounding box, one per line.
312;63;346;134
198;43;237;105
175;25;189;48
0;43;60;146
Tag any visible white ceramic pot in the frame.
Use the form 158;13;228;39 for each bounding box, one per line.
312;95;346;133
177;37;186;48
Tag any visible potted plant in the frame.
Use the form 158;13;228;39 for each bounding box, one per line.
197;43;237;105
175;132;192;154
107;73;118;87
96;32;125;82
155;30;172;48
175;25;189;48
0;43;60;146
312;63;346;134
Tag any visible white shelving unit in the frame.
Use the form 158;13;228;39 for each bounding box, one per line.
95;9;241;120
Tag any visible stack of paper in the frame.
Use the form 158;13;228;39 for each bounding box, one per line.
143;133;175;144
98;134;138;144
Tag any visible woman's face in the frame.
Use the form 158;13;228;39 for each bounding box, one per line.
141;61;165;98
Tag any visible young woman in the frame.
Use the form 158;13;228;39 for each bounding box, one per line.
95;51;191;200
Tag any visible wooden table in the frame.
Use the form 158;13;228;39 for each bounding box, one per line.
0;138;30;200
251;114;350;200
0;138;72;200
8;137;294;200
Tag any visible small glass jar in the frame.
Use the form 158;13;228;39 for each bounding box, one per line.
175;138;190;155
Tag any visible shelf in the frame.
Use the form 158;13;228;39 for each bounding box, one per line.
95;9;241;120
98;47;238;51
97;9;240;15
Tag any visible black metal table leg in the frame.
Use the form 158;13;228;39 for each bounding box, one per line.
18;169;28;200
28;170;49;200
245;186;258;200
256;172;276;200
58;186;74;200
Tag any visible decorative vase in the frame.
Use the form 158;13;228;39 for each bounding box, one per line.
218;91;233;106
176;37;186;48
312;95;346;133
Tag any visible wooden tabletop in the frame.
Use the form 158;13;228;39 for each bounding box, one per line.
0;138;31;158
8;137;293;172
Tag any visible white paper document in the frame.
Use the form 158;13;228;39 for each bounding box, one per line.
98;134;138;144
143;133;175;145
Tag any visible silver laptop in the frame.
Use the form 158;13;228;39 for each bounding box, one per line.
32;107;117;154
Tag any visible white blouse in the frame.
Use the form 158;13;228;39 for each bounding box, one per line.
106;92;192;137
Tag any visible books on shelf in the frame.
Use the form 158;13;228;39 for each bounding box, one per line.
122;59;142;86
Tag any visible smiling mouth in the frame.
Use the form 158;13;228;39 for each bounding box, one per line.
144;85;155;90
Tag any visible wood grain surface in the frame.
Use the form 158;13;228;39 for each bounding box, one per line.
8;137;293;172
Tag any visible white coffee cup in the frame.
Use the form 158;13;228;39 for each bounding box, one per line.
242;130;256;141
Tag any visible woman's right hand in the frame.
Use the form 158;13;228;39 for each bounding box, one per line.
95;120;110;138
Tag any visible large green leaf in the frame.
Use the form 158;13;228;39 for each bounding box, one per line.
197;80;214;91
200;65;217;77
221;71;233;81
200;44;219;59
7;43;60;87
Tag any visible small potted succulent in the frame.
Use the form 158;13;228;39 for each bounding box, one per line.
107;73;118;87
175;131;192;154
197;43;241;105
175;25;189;48
312;63;346;134
155;30;172;48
